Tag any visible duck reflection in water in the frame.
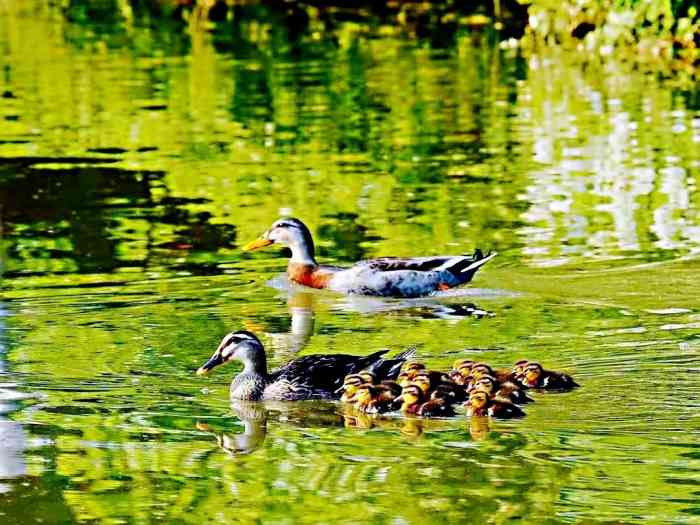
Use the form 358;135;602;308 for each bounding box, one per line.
266;275;496;329
198;400;346;456
196;401;268;456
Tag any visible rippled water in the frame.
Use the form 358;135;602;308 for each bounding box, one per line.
1;4;700;524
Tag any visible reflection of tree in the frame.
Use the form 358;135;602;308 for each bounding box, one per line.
0;158;236;277
517;58;700;266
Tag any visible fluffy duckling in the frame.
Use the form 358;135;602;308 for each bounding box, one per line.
468;363;495;381
411;370;463;401
397;385;454;417
418;397;455;418
402;361;426;380
452;358;476;373
397;371;413;388
448;359;476;386
470;375;533;405
358;371;402;393
352;384;400;414
398;385;424;415
512;359;529;380
519;362;578;391
465;390;525;419
338;374;365;403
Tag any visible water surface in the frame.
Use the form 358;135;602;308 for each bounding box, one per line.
1;4;700;524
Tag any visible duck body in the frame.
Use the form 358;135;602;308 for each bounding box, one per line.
244;218;495;298
519;363;579;391
197;331;415;401
466;390;525;419
466;400;525;419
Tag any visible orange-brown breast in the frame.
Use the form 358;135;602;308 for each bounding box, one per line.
288;262;334;289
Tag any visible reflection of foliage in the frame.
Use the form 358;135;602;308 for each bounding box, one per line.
54;0;700;76
525;0;700;78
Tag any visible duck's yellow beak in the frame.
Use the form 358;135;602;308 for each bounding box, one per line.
242;238;273;251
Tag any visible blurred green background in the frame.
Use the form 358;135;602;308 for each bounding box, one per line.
1;1;700;524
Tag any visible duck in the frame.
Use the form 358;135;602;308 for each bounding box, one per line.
518;362;579;391
243;218;496;298
465;390;525;419
448;359;476;386
196;330;415;401
337;374;365;403
351;383;400;413
411;370;466;403
397;385;455;417
470;375;533;404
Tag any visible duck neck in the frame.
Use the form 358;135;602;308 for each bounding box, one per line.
288;238;317;266
241;353;268;378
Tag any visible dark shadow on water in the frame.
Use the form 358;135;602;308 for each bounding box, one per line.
0;157;237;278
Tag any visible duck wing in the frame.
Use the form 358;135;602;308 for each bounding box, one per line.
329;250;495;297
269;350;390;397
365;346;417;380
357;250;495;276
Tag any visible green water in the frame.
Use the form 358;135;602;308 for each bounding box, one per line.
1;3;700;524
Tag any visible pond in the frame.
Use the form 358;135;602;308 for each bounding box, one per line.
1;4;700;524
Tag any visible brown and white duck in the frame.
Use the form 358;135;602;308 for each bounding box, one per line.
243;218;495;298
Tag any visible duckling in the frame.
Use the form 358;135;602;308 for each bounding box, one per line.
452;358;476;373
519;362;579;391
337;374;365;403
469;363;495;380
352;384;399;414
512;359;529;379
397;385;455;417
465;390;525;419
430;382;468;404
397;384;424;415
471;375;533;404
418;397;455;418
402;361;426;380
490;359;530;384
197;330;415;401
358;370;402;394
448;361;475;386
397;371;413;388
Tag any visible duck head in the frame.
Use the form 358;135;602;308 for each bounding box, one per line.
412;372;432;395
452;358;475;373
397;371;412;388
197;330;267;376
468;390;490;411
522;362;543;387
352;384;375;407
469;363;494;380
471;375;496;395
358;371;377;385
512;359;529;378
396;384;423;413
243;218;316;264
402;361;426;379
338;374;365;401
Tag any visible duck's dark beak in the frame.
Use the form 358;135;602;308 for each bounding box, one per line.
196;351;224;376
242;238;273;251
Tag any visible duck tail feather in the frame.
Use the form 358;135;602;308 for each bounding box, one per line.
368;345;417;380
459;250;497;274
394;345;417;361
